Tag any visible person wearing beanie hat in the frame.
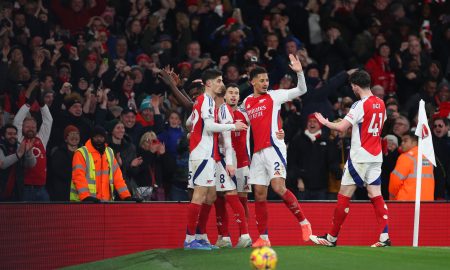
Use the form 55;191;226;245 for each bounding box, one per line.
139;96;153;112
89;125;108;155
64;125;80;141
384;134;398;150
64;93;83;117
48;125;80;201
135;95;164;134
70;124;140;202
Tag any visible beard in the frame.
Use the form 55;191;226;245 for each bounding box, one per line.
24;130;36;139
92;141;106;154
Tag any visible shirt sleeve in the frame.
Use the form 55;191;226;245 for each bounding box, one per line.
269;90;290;105
344;101;363;126
201;95;215;120
219;104;234;124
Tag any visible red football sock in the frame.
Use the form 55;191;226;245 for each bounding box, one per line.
329;193;351;237
196;203;212;235
370;195;389;235
281;189;306;222
226;194;249;235
186;203;201;236
214;196;229;236
239;196;249;220
255;201;268;235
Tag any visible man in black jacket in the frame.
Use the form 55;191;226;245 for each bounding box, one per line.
287;113;341;200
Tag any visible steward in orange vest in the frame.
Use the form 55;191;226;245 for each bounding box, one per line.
70;126;134;202
389;132;434;201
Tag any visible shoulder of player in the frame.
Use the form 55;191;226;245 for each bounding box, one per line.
350;100;361;109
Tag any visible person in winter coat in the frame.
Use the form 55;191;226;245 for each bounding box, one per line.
134;131;174;201
48;125;80;201
287;113;340;200
106;119;142;196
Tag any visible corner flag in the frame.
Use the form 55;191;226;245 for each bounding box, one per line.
412;99;436;247
414;100;436;166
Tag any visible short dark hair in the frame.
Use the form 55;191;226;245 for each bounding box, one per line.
201;69;222;85
249;66;267;80
226;83;239;88
1;124;17;137
349;70;371;89
403;131;418;143
433;117;449;126
39;73;53;83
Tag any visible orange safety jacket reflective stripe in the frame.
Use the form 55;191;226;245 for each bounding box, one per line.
389;146;434;201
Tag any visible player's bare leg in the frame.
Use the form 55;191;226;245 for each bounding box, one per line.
271;177;312;242
310;185;356;247
367;185;391;247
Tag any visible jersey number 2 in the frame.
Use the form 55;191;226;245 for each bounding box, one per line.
368;113;383;136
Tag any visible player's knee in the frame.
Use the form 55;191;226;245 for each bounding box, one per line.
205;192;217;204
254;190;266;201
271;182;286;196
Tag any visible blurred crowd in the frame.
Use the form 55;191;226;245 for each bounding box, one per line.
0;0;449;202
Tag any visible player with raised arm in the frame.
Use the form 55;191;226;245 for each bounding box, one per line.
242;54;311;247
184;69;247;250
310;70;391;247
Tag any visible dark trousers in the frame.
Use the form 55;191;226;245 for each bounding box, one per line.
22;186;50;202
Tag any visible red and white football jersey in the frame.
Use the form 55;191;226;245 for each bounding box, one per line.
189;93;216;160
243;90;290;153
344;95;386;163
232;108;250;168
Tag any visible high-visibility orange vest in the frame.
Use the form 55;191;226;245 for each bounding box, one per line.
389;146;434;201
70;139;130;201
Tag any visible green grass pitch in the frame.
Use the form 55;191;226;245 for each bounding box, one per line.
64;246;450;270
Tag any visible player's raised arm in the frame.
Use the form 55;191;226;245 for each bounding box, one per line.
279;54;307;100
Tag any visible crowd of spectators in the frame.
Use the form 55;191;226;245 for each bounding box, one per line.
0;0;449;202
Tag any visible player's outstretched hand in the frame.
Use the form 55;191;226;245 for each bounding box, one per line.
288;54;303;73
314;112;328;126
234;120;248;131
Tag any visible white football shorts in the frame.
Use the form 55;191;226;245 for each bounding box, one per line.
188;158;216;188
341;158;382;187
249;145;287;186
